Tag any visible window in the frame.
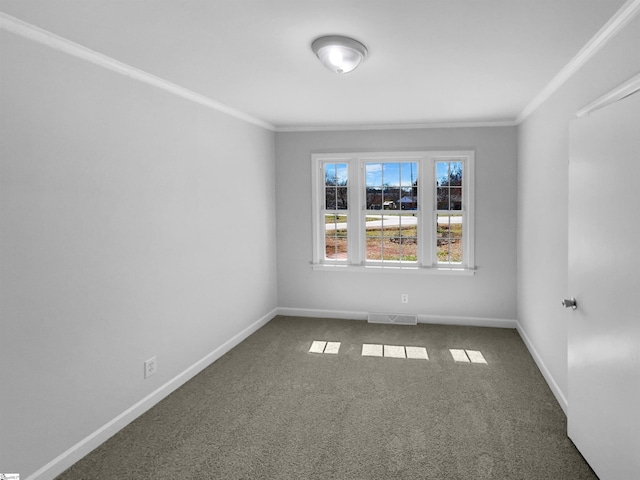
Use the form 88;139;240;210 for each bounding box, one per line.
312;151;474;273
323;162;349;260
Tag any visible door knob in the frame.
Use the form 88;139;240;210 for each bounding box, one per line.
562;297;577;310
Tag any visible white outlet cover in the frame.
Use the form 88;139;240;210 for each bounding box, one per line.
144;357;157;378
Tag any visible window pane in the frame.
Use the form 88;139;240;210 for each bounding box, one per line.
383;163;400;186
336;186;348;209
436;161;463;212
325;163;347;186
449;162;463;186
437;187;449;210
367;161;418;212
335;164;348;185
325;164;336;186
365;215;384;260
436;161;463;263
385;247;401;262
365;214;417;262
398;214;418;261
401;162;418;187
436;162;449;186
437;214;463;263
436;161;463;187
324;163;348;210
450;187;462;210
366;188;382;210
366;163;383;210
400;187;415;210
437;239;451;262
326;187;336;209
450;214;463;238
382;186;399;209
366;163;382;186
400;236;418;261
366;237;383;260
325;214;347;260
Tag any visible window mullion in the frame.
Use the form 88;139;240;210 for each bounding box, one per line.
351;159;363;265
420;157;434;267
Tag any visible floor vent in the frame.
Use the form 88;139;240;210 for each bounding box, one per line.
368;313;417;326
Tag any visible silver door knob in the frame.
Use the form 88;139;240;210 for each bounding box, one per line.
562;297;577;310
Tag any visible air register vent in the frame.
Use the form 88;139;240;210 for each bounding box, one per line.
368;313;417;325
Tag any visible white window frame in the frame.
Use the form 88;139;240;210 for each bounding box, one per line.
311;151;475;274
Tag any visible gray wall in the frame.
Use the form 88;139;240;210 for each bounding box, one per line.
0;32;277;477
275;127;518;322
517;15;640;410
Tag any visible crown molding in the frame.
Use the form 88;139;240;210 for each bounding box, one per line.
276;119;517;133
0;12;276;132
517;0;640;124
5;0;639;134
575;70;640;118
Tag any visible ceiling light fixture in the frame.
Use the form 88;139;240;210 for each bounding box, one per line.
311;35;368;74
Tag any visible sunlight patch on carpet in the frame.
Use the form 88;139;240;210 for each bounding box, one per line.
450;348;487;364
362;343;383;357
361;344;429;360
384;345;406;358
450;349;471;362
466;350;487;364
309;341;341;354
405;346;429;360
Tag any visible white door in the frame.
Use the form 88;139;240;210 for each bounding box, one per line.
568;91;640;479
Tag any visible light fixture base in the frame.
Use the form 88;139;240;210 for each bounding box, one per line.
311;35;368;74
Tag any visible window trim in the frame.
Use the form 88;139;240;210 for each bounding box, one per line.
311;151;475;273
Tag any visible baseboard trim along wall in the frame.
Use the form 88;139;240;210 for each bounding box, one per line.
27;308;278;480
276;307;517;329
516;322;568;414
276;307;369;321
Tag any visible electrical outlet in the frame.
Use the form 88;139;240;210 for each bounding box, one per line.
401;293;409;304
144;356;157;379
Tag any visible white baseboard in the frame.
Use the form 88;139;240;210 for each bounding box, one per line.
516;321;568;414
28;308;278;480
276;307;368;321
418;313;516;329
277;307;516;329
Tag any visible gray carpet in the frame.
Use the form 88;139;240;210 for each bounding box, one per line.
57;315;596;479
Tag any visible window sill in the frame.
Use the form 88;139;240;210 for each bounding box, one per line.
311;263;475;276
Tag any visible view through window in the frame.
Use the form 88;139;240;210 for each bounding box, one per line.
313;151;474;271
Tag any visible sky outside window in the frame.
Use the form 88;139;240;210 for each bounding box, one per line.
366;162;417;187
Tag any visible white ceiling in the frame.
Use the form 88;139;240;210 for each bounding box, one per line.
0;0;627;129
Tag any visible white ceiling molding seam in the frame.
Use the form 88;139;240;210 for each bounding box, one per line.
0;12;276;132
575;71;640;118
276;120;518;133
516;0;640;124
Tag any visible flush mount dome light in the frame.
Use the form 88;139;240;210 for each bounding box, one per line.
311;35;368;74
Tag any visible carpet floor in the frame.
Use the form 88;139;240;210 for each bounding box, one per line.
56;315;596;479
